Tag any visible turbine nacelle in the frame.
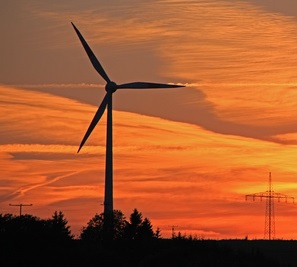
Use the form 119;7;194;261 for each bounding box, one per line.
105;81;117;93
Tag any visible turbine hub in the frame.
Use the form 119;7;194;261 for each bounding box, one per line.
105;81;117;93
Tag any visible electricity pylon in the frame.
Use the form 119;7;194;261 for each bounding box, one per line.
9;203;32;216
245;172;294;240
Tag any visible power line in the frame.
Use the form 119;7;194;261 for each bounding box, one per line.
9;203;33;216
245;172;294;240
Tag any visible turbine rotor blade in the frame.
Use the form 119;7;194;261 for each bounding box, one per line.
116;82;184;89
71;22;111;83
77;92;111;153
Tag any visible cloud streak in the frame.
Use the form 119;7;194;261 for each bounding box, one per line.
1;85;297;239
2;0;297;239
4;0;297;143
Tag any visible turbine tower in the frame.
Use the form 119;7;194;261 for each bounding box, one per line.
245;172;294;240
71;22;184;239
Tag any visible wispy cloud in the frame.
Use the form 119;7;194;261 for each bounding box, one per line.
3;0;297;239
1;85;297;238
5;0;297;143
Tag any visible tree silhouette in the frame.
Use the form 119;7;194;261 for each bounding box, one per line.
80;213;104;242
0;212;73;243
47;211;73;241
125;209;156;240
80;210;127;241
113;209;128;239
137;217;154;240
80;209;157;241
155;227;161;239
125;208;143;240
0;213;46;243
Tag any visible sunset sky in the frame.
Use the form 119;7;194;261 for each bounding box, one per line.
2;0;297;239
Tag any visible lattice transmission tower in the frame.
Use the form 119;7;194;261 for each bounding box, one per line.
245;172;294;240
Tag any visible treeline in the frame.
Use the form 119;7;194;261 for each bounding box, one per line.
0;211;72;243
0;209;283;266
81;209;160;241
0;208;159;243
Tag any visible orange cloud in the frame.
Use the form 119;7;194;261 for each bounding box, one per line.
1;84;297;239
50;0;297;143
3;0;297;240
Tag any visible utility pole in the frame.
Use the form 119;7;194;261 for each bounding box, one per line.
9;203;33;216
246;172;294;240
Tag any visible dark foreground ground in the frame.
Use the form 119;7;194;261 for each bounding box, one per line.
2;238;297;266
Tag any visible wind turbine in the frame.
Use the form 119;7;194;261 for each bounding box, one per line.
71;22;184;238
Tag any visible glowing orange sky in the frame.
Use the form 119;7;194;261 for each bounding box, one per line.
1;85;297;239
2;0;297;239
